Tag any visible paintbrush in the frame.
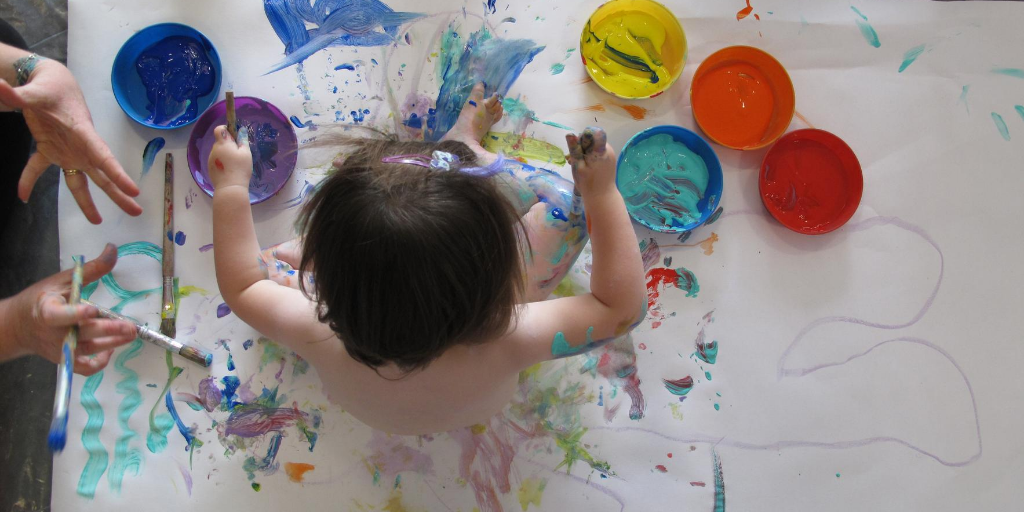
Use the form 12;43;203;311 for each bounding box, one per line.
567;126;608;222
160;153;176;338
83;299;213;368
47;255;84;452
225;91;238;140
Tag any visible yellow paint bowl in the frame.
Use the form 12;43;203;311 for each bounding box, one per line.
580;0;687;99
690;46;795;150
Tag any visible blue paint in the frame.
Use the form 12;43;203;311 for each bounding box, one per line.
468;100;477;107
243;339;254;350
141;137;165;178
898;44;926;73
597;385;604;406
174;231;186;246
227;353;236;371
371;58;378;65
423;26;544;141
76;372;108;497
850;6;881;48
334;63;356;71
1016;105;1024;123
550;207;568;222
243;432;283;480
165;392;198;450
485;0;497;14
221;376;242;409
705;371;713;381
992;112;1010;141
992;67;1024;79
263;0;425;74
135;36;216;126
712;448;726;512
108;339;144;493
217;303;231;318
289;115;306;129
351;108;369;123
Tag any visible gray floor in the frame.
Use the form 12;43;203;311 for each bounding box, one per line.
0;1;67;511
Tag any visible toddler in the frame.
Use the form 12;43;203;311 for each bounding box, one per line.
209;83;646;434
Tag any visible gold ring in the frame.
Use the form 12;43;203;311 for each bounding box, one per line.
63;168;81;176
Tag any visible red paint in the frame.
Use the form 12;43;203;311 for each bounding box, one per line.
754;13;760;20
597;352;611;369
214;158;225;171
667;453;673;458
690;481;706;487
638;343;647;350
736;0;753;20
655;465;668;473
646;268;684;309
759;129;863;234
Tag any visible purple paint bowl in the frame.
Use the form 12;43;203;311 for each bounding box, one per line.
187;96;298;204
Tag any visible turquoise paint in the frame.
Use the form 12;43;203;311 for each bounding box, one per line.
695;340;718;364
851;6;881;48
992;112;1011;141
836;473;841;478
146;351;183;453
705;371;712;381
108;339;144;493
541;120;575;131
550;326;597;358
550;240;570;264
898;44;926;73
712;448;726;512
619;133;709;229
550;63;565;75
714;403;720;411
1015;105;1024;122
959;85;970;114
992;67;1024;79
76;372;108;498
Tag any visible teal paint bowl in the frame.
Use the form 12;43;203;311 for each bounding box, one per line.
616;125;723;232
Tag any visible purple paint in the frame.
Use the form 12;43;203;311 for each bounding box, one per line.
217;303;231;318
197;377;222;412
199;243;214;252
243;339;254;350
224;407;310;438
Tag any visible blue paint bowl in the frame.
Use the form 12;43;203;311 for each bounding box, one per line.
111;23;222;130
616;125;723;233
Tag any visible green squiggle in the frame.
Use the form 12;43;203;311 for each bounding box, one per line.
147;351;183;453
76;372;108;498
108;339;144;493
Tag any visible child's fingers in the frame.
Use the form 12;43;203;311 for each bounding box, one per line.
236;125;250;148
565;133;584;165
468;82;485;104
214;125;229;141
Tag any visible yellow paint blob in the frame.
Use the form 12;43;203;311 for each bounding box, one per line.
517;477;547;511
581;0;686;98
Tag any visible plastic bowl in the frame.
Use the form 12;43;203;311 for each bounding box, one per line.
186;97;298;204
581;0;687;99
616;125;723;232
111;23;222;130
690;45;795;150
759;129;863;234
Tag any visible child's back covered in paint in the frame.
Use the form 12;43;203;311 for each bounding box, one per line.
208;84;646;434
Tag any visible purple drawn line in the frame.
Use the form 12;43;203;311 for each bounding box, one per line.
519;457;626;512
199;243;214;253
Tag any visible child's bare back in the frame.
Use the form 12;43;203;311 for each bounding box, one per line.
208;83;646;434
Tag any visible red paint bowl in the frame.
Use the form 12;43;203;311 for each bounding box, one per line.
759;129;862;234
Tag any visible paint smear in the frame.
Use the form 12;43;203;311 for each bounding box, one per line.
572;104;606;112
517;477;546;510
1015;105;1024;123
550;63;565;75
616;103;649;120
851;6;880;48
285;462;316;482
992;112;1010;141
655;464;668;473
898;44;927;73
141;137;165;178
713;449;726;512
174;231;186;246
217;303;231;318
199;243;214;252
146;352;183;453
992;67;1024;79
107;339;144;494
646;267;700;308
663;376;694;396
691;481;706;487
736;0;753;20
334;63;356;71
483;132;566;165
76;372;108;498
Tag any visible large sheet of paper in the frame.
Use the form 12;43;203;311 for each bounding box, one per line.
56;0;1024;510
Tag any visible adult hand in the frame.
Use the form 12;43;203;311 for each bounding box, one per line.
0;243;137;375
0;59;141;224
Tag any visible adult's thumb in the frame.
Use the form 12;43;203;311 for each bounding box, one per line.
0;79;29;110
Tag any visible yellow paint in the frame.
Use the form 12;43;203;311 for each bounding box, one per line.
382;490;410;512
483;132;567;165
581;0;686;98
470;424;488;435
670;402;684;421
552;277;586;298
517;477;547;511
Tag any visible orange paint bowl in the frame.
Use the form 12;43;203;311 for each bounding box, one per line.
759;129;863;235
690;46;795;150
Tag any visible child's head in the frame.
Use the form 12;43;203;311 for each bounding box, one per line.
298;137;524;372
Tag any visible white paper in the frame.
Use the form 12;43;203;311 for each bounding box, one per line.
55;0;1024;510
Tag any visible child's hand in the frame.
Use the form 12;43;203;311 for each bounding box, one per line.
208;125;253;191
566;127;617;198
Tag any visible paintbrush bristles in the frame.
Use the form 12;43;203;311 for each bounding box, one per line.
179;345;213;368
225;91;237;140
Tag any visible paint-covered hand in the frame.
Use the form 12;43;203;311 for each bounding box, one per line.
566;130;617;199
0;59;141;224
0;244;137;375
208;125;253;191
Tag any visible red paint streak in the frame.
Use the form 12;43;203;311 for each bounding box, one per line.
754;13;760;20
285;462;315;482
646;268;683;309
655;465;668;473
736;0;753;20
596;352;611;369
616;104;649;120
638;343;647;350
690;481;707;487
214;158;225;171
667;453;673;458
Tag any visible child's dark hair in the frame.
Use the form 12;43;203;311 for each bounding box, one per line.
297;136;525;373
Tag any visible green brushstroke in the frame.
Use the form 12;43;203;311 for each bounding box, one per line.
992;67;1024;79
550;63;565;75
851;6;880;48
483;131;567;165
553;424;612;475
1015;105;1024;122
258;337;288;371
107;339;144;493
501;96;536;124
898;44;926;73
992;112;1010;141
76;372;108;498
146;351;183;453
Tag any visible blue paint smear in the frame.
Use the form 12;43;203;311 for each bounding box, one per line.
135;36;215;126
423;26;544;141
334;63;356;71
263;0;425;74
76;372;108;498
550;207;568;222
141;137;165;178
958;85;970;114
850;6;880;48
243;432;283;479
485;0;496;14
992;67;1024;79
712;448;726;512
221;376;242;409
898;44;926;73
243;339;254;350
992;112;1010;141
165;392;196;449
1015;105;1024;123
174;231;186;246
227;353;236;371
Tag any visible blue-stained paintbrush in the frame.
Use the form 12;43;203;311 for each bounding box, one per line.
47;255;84;452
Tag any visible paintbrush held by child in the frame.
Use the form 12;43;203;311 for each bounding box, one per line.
208;83;646;435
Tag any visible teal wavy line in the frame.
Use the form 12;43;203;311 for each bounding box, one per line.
147;351;182;453
76;372;108;498
107;339;144;493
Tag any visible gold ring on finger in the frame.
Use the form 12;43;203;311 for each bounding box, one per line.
62;168;82;176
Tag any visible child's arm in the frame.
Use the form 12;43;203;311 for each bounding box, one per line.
209;126;332;348
506;136;647;367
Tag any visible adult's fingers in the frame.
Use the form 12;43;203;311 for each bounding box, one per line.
64;170;102;224
37;294;98;329
84;166;142;217
74;349;113;376
84;127;140;199
17;152;53;202
0;78;28;110
80;243;118;284
77;318;136;347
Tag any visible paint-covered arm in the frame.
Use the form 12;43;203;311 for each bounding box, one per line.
209;126;331;347
506;141;646;366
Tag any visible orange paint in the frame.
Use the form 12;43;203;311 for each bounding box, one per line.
285;462;315;482
616;103;649;120
736;0;753;20
573;104;606;112
698;232;719;255
754;13;760;21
